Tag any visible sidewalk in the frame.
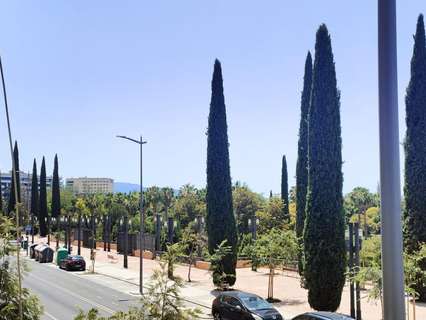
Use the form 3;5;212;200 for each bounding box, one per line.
32;236;426;320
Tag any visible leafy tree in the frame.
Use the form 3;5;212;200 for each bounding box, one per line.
350;206;381;235
178;228;199;282
281;155;289;220
254;229;297;301
7;141;21;216
304;25;346;311
30;160;39;227
295;52;312;280
256;196;285;234
161;243;183;280
38;157;48;237
174;185;205;229
0;216;43;319
233;183;264;235
206;59;237;286
51;155;61;220
404;14;426;301
209;240;235;290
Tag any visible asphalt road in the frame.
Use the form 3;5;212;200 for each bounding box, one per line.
23;258;139;320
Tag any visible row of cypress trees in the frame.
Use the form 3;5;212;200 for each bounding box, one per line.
31;155;61;237
295;25;345;311
2;144;61;238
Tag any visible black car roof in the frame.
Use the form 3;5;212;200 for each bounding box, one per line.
218;291;260;299
304;312;354;320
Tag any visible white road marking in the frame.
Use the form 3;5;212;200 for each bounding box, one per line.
44;311;60;320
29;273;116;315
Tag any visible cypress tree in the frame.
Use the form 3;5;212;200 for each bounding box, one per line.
30;159;39;223
7;141;21;215
281;155;289;219
296;52;312;279
303;25;345;311
39;157;48;237
206;59;238;286
404;14;426;301
51;154;61;219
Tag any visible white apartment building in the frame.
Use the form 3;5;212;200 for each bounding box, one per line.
66;177;113;194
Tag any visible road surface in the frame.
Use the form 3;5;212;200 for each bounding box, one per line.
23;258;139;320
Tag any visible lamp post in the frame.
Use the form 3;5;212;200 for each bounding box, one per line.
67;214;72;253
378;0;405;318
248;216;259;271
116;134;147;295
166;217;176;244
103;215;107;251
120;216;130;269
155;214;162;256
195;215;205;258
46;216;50;245
107;214;111;252
77;214;81;255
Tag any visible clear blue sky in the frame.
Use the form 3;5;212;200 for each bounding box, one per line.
0;1;424;195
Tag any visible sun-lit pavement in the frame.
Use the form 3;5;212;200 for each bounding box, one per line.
30;236;426;319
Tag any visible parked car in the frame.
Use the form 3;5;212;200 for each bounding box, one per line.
59;255;86;271
291;312;355;320
212;291;283;320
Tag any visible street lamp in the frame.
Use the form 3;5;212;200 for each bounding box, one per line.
155;214;162;256
116;134;147;295
166;217;177;244
195;215;205;257
77;213;81;255
120;216;130;269
248;216;259;271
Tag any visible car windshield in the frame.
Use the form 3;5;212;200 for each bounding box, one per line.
71;256;83;260
240;296;272;311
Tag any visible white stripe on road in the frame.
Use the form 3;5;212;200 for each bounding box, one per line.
29;273;116;315
44;311;60;320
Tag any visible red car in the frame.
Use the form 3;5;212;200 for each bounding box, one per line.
59;255;86;271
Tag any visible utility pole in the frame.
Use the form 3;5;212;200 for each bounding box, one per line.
378;1;406;318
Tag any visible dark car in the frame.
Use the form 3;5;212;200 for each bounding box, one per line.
292;312;355;320
59;255;86;271
212;291;283;320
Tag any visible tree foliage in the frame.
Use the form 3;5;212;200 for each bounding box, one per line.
0;216;43;320
51;155;61;219
7;141;21;215
206;59;237;286
38;157;48;237
295;52;312;280
303;25;345;311
404;14;426;301
281;155;289;220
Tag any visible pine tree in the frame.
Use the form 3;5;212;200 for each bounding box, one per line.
404;14;426;301
281;155;289;219
303;25;345;311
51;154;61;219
7;141;21;215
296;52;312;279
39;157;48;237
30;159;39;224
206;59;238;286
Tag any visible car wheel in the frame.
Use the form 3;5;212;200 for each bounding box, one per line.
65;264;71;271
213;312;222;320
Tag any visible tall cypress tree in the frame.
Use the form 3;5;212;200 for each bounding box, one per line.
206;59;238;286
303;25;345;311
281;155;289;219
51;154;61;219
39;157;48;237
30;159;39;223
8;141;21;215
404;14;426;301
296;52;312;279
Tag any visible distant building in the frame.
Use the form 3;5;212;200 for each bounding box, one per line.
0;170;55;200
66;177;113;194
